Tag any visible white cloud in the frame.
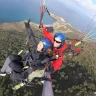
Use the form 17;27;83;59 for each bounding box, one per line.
75;0;96;12
74;0;96;20
56;0;96;19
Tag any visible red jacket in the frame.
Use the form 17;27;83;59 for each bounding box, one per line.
41;24;67;71
73;48;82;53
70;39;77;46
70;39;83;53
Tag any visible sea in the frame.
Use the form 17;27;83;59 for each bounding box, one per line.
0;0;96;38
0;0;55;24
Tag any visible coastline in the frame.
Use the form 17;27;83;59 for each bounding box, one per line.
0;13;88;40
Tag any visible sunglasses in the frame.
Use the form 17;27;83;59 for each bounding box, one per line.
54;39;62;43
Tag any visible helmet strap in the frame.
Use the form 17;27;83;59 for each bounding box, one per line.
42;48;47;52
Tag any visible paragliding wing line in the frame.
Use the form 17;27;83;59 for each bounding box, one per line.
83;33;96;41
77;14;96;40
40;0;50;25
46;7;50;15
83;26;96;41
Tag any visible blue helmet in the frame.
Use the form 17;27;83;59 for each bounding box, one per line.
54;32;66;43
40;38;52;50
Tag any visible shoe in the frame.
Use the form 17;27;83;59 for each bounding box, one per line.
0;70;6;76
41;80;44;84
40;76;46;84
12;82;25;90
7;72;11;74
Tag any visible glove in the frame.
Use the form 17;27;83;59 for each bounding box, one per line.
24;19;30;28
45;65;54;73
39;22;43;29
39;25;41;29
43;72;52;81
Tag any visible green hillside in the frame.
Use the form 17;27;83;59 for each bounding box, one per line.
0;19;96;96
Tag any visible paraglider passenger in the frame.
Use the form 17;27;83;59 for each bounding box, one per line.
0;21;53;85
39;23;68;72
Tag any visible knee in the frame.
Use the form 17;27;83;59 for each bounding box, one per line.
9;54;16;61
8;54;14;58
9;54;21;61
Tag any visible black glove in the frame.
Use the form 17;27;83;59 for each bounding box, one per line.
24;19;30;28
39;25;41;29
45;65;54;73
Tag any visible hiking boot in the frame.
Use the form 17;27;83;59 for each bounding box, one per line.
12;82;25;90
7;72;11;74
0;70;6;76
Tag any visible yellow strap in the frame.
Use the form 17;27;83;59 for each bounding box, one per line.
18;50;23;55
23;66;29;70
75;41;81;46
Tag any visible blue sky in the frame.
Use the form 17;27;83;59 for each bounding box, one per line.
92;0;96;4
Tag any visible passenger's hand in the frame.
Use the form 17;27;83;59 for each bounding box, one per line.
24;19;30;28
